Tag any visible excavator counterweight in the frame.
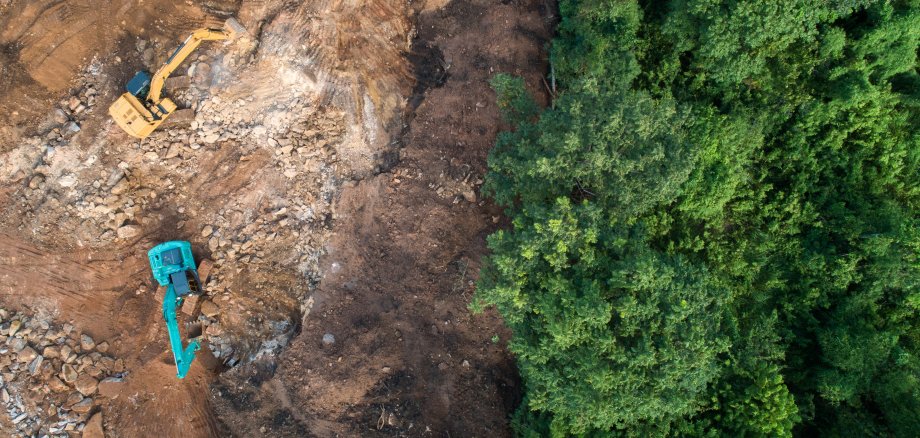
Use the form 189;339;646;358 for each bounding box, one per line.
109;18;246;138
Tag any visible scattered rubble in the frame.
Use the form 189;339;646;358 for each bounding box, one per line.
0;47;352;366
0;309;122;437
0;0;418;384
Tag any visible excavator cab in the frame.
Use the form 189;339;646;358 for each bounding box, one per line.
109;18;246;138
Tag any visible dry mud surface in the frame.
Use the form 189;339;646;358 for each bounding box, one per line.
0;0;555;436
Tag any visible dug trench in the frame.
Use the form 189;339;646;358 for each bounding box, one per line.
0;0;556;436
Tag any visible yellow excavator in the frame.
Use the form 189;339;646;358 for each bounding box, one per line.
109;18;246;139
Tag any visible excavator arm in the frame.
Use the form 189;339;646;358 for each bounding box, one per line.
147;28;232;102
163;284;201;379
148;241;205;379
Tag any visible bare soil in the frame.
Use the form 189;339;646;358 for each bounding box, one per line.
0;0;556;436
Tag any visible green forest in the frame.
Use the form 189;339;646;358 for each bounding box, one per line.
472;0;920;436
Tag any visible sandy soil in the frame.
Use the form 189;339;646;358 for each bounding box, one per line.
0;0;556;436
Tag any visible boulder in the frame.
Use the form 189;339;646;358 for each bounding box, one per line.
8;320;22;336
74;374;98;396
80;334;96;351
200;300;220;318
17;346;37;363
83;412;104;438
61;364;78;383
48;376;69;392
70;397;94;414
116;225;141;239
64;392;83;408
42;345;60;358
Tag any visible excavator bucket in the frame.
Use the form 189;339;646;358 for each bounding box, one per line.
223;17;247;39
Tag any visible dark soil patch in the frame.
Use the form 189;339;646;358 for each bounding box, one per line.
210;0;556;436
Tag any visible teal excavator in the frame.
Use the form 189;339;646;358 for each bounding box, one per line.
148;241;202;378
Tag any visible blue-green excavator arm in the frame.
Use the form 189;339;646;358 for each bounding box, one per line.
148;241;203;379
162;284;200;378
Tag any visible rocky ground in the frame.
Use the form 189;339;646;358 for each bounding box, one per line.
0;308;121;437
0;0;404;369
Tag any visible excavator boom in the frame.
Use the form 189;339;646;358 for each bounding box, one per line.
108;18;246;138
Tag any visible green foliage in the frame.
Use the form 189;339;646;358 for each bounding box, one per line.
477;197;729;434
475;0;920;436
486;79;694;219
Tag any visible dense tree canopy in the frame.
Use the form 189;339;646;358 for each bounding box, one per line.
474;0;919;436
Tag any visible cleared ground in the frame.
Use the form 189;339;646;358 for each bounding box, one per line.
0;0;555;436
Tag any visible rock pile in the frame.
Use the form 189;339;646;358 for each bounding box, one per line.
0;309;122;437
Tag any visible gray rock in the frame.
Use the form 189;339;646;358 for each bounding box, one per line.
10;338;27;352
53;109;69;124
80;334;95;351
27;355;43;375
322;333;335;346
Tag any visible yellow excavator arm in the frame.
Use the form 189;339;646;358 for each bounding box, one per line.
148;28;234;102
108;18;246;139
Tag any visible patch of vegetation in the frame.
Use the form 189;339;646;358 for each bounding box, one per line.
473;0;920;436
